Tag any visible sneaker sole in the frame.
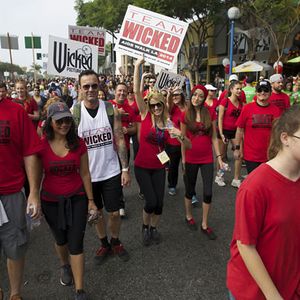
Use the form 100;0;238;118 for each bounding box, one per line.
60;278;73;286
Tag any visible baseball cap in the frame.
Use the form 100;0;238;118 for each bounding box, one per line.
256;80;271;92
47;102;72;120
229;74;239;82
269;74;283;83
204;84;217;91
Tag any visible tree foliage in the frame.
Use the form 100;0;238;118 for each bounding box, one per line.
0;62;25;74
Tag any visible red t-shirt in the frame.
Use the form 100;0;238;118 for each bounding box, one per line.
0;98;41;194
220;98;243;131
168;105;184;146
236;102;280;162
219;89;246;103
39;138;87;201
181;109;216;164
269;92;290;115
227;164;300;300
109;99;135;149
135;113;171;169
127;99;140;122
204;98;219;118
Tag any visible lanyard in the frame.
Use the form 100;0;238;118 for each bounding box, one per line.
155;124;165;152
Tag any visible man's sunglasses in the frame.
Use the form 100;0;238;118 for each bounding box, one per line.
82;84;99;91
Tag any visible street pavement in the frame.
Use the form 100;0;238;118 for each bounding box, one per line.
1;157;246;300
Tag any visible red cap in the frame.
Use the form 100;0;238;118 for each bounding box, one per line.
191;84;208;99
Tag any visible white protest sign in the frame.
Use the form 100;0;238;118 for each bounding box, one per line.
47;35;98;79
155;70;185;90
114;5;189;69
68;25;106;56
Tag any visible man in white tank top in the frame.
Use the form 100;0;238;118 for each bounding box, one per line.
77;70;131;264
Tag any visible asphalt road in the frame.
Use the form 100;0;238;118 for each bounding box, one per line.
1;157;246;300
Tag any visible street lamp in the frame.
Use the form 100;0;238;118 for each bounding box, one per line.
227;7;241;75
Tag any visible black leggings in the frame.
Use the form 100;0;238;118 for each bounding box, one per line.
184;163;214;204
166;144;181;188
41;195;88;255
245;160;262;174
134;166;165;215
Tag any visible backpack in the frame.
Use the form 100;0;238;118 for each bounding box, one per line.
72;100;114;130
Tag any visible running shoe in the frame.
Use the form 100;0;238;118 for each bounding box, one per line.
168;187;176;196
231;179;242;188
119;208;126;218
94;246;112;265
142;227;151;247
215;175;226;187
185;218;197;231
9;295;23;300
74;289;87;300
150;227;161;244
111;243;130;262
201;227;217;240
191;195;199;206
60;264;73;286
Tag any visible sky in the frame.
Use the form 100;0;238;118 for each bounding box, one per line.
0;0;78;70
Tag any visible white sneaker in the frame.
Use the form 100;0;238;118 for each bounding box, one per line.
215;176;226;187
231;179;242;188
119;208;126;218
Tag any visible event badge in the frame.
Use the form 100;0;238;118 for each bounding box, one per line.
157;151;170;165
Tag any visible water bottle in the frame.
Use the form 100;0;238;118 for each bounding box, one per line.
222;162;231;172
26;204;41;230
165;119;176;138
217;169;225;178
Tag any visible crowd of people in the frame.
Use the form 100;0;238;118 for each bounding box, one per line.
0;64;300;300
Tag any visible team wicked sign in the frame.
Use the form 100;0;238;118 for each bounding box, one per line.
68;25;106;56
155;70;185;90
47;36;98;79
114;5;189;69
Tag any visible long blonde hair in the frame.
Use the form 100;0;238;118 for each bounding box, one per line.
147;90;169;127
268;105;300;159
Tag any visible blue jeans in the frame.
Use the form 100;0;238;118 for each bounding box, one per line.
228;291;236;300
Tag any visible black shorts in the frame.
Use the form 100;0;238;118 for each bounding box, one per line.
217;129;236;140
92;173;122;212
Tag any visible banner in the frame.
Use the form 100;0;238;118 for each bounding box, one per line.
24;36;41;49
69;25;106;56
155;70;185;90
114;5;188;69
47;35;98;79
0;35;19;49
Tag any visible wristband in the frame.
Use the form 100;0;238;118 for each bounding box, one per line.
216;154;222;158
88;199;94;201
234;145;240;150
122;167;129;172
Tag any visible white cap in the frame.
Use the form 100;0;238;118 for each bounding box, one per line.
204;84;217;91
229;74;239;81
269;74;283;83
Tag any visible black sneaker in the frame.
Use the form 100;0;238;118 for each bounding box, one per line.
185;218;197;231
94;246;112;265
111;243;130;262
142;227;151;246
150;228;161;244
60;264;73;286
74;289;87;300
201;227;217;240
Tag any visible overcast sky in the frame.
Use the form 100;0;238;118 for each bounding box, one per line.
0;0;78;69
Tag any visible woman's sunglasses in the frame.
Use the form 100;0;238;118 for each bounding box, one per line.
55;117;73;125
149;102;163;109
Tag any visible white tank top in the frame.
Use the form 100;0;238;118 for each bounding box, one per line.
77;100;120;182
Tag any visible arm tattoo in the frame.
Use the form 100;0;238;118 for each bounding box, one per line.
113;109;128;168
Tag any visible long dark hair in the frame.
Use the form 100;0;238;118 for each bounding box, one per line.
185;101;212;135
43;117;80;151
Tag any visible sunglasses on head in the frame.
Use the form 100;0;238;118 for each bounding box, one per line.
82;84;99;91
149;102;163;109
54;117;73;125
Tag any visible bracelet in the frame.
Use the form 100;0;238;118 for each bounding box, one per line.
216;154;222;158
122;167;129;172
88;199;94;201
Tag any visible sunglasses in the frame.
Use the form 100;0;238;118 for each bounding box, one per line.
149;80;156;83
149;102;163;109
82;84;99;91
55;117;73;125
